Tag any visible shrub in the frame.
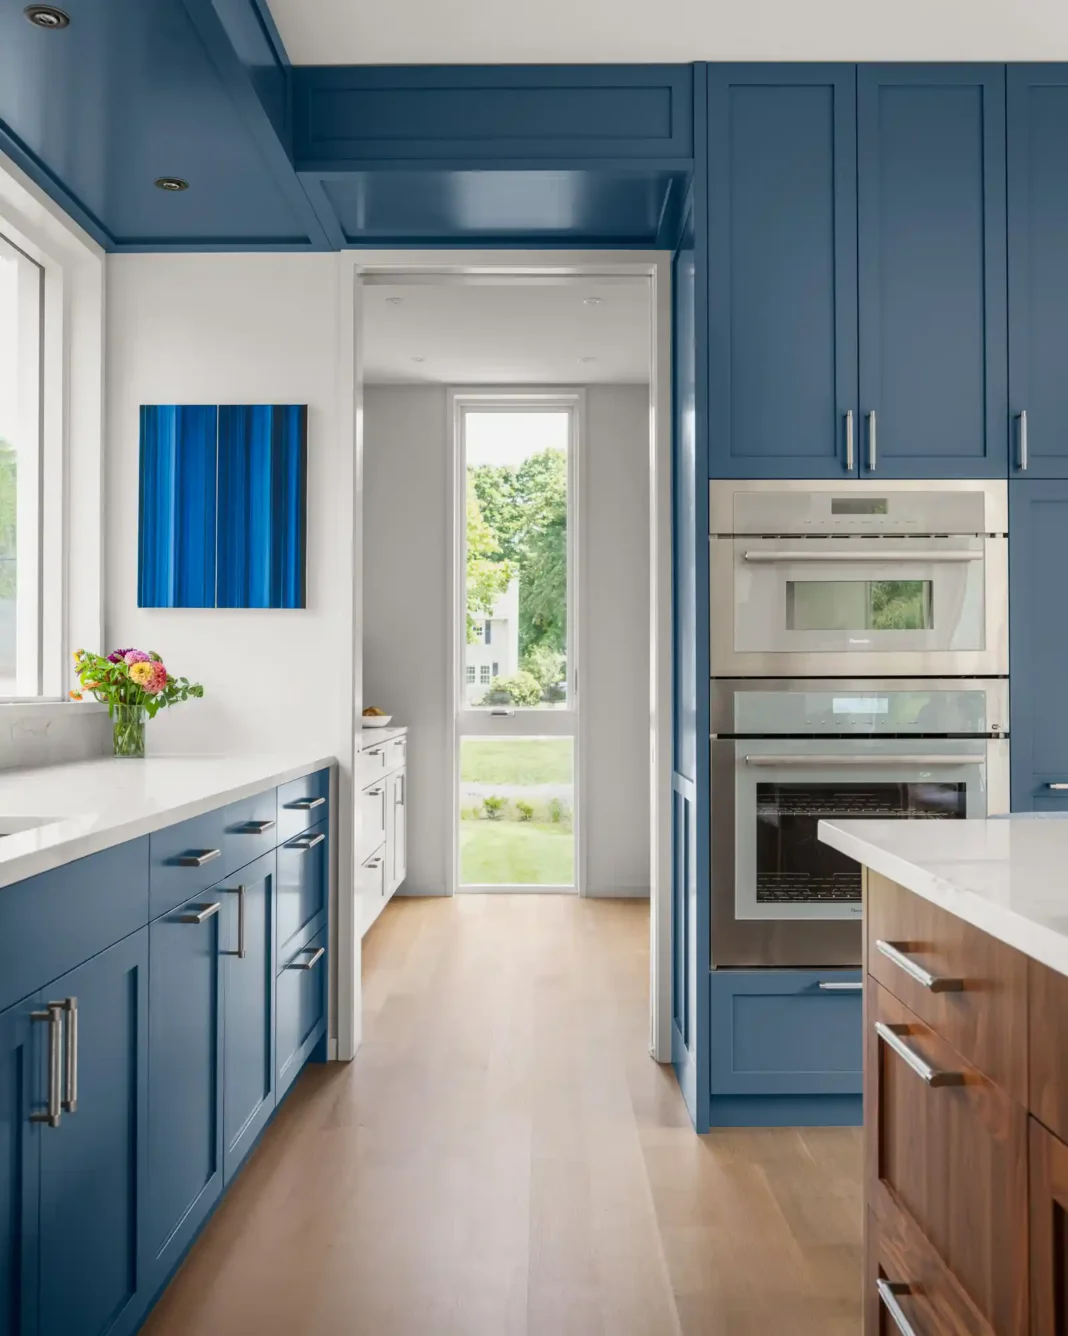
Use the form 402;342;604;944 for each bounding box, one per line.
483;795;507;821
522;644;566;690
481;671;542;707
548;797;563;824
516;799;534;822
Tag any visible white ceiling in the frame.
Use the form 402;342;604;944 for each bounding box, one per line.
361;281;651;385
268;0;1068;65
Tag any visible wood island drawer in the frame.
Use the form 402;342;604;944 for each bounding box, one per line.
866;870;1029;1102
866;979;1029;1336
276;769;330;843
1029;958;1068;1146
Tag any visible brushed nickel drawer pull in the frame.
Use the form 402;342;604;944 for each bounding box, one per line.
287;946;325;971
178;901;221;925
875;939;963;993
366;787;384;797
62;997;78;1114
176;848;221;868
286;796;326;810
1046;783;1068;791
817;981;862;992
366;748;385;758
875;1021;965;1088
288;832;326;852
222;886;246;959
742;550;980;564
31;1002;64;1127
844;409;854;472
237;818;275;834
877;1279;919;1336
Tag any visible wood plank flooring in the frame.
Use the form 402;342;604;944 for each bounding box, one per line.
141;895;862;1336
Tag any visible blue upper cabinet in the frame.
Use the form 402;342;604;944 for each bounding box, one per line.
856;66;1008;479
1007;67;1068;478
706;65;858;479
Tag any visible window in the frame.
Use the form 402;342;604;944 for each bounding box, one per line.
0;232;44;698
465;666;476;685
480;665;491;686
484;621;492;645
492;662;499;677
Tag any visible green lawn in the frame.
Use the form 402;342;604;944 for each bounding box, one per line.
460;738;572;786
460;820;574;886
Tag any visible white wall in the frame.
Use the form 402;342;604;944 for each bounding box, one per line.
362;382;651;898
271;0;1068;64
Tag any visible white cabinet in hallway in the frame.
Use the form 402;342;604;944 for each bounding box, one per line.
358;726;408;934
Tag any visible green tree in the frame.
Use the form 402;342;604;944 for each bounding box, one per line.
465;476;512;643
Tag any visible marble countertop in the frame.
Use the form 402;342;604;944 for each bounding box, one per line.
359;724;407;746
819;816;1068;978
0;754;335;890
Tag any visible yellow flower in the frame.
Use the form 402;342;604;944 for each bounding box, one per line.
129;661;155;688
73;650;84;662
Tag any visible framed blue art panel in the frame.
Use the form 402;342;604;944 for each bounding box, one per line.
138;404;307;609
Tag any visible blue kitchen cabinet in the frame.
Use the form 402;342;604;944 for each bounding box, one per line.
222;852;276;1183
145;890;224;1295
1009;482;1068;810
0;997;37;1336
38;930;149;1336
1008;67;1068;479
706;65;858;479
856;65;1008;478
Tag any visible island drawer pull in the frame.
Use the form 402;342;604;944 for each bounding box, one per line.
178;901;221;925
287;946;325;971
221;886;246;959
817;981;862;992
1046;783;1068;791
176;848;221;868
875;1021;965;1088
31;1001;64;1128
237;819;275;834
288;832;326;852
875;939;963;993
62;997;78;1115
286;795;326;810
876;1279;920;1336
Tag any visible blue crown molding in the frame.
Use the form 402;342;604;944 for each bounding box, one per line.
0;122;115;251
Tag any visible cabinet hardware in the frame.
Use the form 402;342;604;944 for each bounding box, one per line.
364;857;383;869
867;409;877;471
743;550;980;564
876;1280;920;1336
398;774;405;806
176;848;221;868
1017;409;1028;471
286;795;326;809
845;409;854;472
366;787;383;796
222;886;246;958
61;997;78;1114
874;1021;965;1087
237;819;275;834
817;981;862;992
1046;783;1068;791
366;748;385;758
31;1002;64;1127
875;939;963;992
288;832;325;852
178;901;221;925
746;755;970;768
490;709;515;717
287;946;325;971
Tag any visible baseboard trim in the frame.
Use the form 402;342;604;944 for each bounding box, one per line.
586;885;651;899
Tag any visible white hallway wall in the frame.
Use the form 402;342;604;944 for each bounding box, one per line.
363;382;651;898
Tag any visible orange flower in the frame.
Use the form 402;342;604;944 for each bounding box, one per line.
69;690;83;701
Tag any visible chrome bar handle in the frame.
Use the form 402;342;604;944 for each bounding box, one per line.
288;832;325;852
286;946;325;971
62;997;78;1114
1018;409;1028;472
743;551;981;564
31;1002;64;1127
845;409;854;472
867;409;877;471
745;754;972;767
286;796;326;810
222;886;246;958
178;901;221;925
365;748;386;758
366;787;383;797
1045;783;1068;791
877;1280;920;1336
176;848;221;868
818;981;863;992
875;1021;965;1088
398;773;405;806
876;939;963;993
237;819;275;834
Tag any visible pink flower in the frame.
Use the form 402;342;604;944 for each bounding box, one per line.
149;662;168;693
124;649;150;665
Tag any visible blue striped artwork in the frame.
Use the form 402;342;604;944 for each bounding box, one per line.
138;405;218;608
137;404;307;609
216;405;307;609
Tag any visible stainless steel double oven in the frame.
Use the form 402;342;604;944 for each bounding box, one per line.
709;480;1009;968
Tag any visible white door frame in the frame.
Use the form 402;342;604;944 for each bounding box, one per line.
340;250;673;1063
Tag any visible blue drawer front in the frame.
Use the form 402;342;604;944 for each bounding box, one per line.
709;970;863;1098
0;838;149;1014
276;770;330;844
276;819;328;962
149;809;229;920
222;789;279;872
276;929;326;1100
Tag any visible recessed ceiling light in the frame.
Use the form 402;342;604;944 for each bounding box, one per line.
411;356;426;364
24;5;70;27
154;177;189;193
578;355;597;364
583;297;603;306
385;296;404;306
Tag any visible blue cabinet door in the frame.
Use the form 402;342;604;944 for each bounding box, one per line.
145;891;223;1293
222;852;275;1183
38;930;149;1336
857;65;1008;479
0;997;38;1336
1009;482;1068;810
707;65;858;479
1008;66;1068;479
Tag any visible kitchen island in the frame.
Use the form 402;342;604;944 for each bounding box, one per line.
819;815;1068;1336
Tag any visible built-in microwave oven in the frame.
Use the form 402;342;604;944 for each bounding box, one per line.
709;480;1008;678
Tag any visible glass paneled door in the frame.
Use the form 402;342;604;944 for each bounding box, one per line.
453;392;580;892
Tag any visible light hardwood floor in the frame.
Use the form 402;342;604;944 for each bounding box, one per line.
142;895;862;1336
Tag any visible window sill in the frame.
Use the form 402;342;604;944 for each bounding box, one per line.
0;699;108;714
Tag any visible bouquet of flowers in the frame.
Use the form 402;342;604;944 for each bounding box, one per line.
71;647;205;757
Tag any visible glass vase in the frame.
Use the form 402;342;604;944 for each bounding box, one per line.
112;703;146;759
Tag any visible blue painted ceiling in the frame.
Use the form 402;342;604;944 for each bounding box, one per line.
0;0;693;251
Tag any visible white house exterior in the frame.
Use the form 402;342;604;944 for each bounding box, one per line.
466;577;519;704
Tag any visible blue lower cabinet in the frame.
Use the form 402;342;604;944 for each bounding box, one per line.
38;930;149;1336
0;996;38;1336
708;969;863;1126
146;892;223;1294
276;931;327;1102
222;852;276;1184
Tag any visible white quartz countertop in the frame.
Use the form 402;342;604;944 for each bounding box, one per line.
0;753;335;889
359;724;406;746
819;816;1068;978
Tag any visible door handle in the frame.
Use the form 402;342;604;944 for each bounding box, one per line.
876;1280;920;1336
61;997;78;1114
875;939;963;992
31;1001;65;1127
867;409;877;471
1017;409;1028;472
176;848;221;868
874;1021;965;1087
817;981;862;992
287;946;325;971
844;409;854;472
178;901;222;924
222;886;246;958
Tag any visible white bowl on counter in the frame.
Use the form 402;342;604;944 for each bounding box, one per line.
362;714;393;729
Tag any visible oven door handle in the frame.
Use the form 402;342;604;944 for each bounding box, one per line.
742;550;982;563
744;754;977;767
